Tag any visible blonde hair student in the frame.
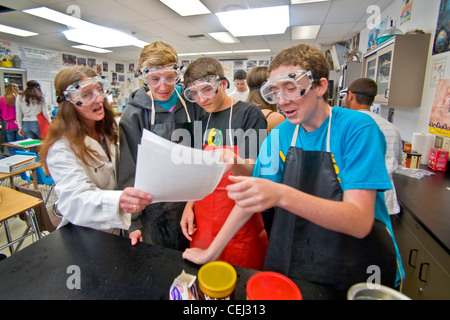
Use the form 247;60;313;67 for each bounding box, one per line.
117;41;204;248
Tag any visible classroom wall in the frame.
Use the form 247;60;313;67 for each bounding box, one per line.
0;39;141;113
359;0;446;143
1;0;444;145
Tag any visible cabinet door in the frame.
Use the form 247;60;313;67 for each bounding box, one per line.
416;251;450;300
391;214;421;299
365;56;377;81
375;46;393;104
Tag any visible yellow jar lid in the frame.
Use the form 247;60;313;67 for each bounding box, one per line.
198;261;237;298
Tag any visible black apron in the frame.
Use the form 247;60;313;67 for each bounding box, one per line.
263;110;397;293
141;89;194;250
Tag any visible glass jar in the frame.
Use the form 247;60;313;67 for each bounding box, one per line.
198;261;236;300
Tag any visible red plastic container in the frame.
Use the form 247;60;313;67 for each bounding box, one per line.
246;271;302;300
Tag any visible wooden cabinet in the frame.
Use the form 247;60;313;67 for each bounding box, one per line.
391;211;450;299
362;33;430;107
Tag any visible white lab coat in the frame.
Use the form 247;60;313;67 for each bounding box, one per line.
47;136;130;234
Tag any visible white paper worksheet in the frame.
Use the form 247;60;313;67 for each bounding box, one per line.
134;129;227;203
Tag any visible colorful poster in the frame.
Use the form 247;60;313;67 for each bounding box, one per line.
429;78;450;137
400;0;413;25
432;0;450;55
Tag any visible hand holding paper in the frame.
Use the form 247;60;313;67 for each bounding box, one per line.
134;129;227;203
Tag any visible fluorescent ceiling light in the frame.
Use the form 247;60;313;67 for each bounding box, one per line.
23;6;147;48
0;24;38;37
63;27;145;48
291;0;330;4
159;0;211;16
72;45;113;53
23;7;94;29
178;53;200;56
291;25;321;39
216;6;289;37
179;49;271;56
208;32;239;44
202;51;233;55
233;49;271;54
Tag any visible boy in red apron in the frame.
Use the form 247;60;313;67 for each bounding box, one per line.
183;45;404;293
180;57;268;270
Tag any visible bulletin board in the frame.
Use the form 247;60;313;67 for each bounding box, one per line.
18;46;62;81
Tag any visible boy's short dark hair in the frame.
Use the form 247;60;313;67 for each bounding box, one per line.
347;78;377;106
183;57;225;86
233;69;247;80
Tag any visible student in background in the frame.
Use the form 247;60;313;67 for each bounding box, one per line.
16;80;51;143
229;69;249;101
246;66;285;133
180;57;268;270
39;66;152;234
183;44;404;292
117;41;204;249
344;77;403;215
0;83;22;155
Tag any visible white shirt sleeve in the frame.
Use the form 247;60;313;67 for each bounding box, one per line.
47;140;130;231
41;98;52;123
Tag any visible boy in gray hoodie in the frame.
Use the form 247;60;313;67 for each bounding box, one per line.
117;41;203;250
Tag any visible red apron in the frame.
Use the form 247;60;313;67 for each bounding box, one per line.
191;145;268;270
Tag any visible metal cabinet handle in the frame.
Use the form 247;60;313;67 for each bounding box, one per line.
384;88;389;98
419;262;430;283
408;249;418;268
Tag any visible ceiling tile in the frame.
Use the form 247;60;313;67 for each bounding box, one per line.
0;0;397;62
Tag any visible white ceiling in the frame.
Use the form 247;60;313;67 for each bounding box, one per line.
0;0;396;62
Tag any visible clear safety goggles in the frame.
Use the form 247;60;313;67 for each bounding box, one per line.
340;88;374;99
184;75;222;103
260;70;314;104
234;79;247;86
63;76;110;107
140;64;180;87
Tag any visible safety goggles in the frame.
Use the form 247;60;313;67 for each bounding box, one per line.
140;64;180;87
340;88;375;99
184;75;222;103
63;76;110;107
234;80;247;87
260;70;314;104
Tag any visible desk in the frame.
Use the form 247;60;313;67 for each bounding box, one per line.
0;224;344;300
0;162;41;190
0;186;42;254
2;138;42;151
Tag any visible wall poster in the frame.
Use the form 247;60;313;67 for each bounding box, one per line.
433;0;450;55
429;78;450;137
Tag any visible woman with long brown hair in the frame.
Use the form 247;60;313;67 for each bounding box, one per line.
39;66;152;234
246;66;285;133
16;80;51;142
0;83;22;154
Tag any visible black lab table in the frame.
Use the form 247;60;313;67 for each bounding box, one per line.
0;224;344;300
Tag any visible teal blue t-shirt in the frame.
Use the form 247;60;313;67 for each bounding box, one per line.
154;85;182;112
253;106;405;283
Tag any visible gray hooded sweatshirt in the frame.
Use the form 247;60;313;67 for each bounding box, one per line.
117;85;204;249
